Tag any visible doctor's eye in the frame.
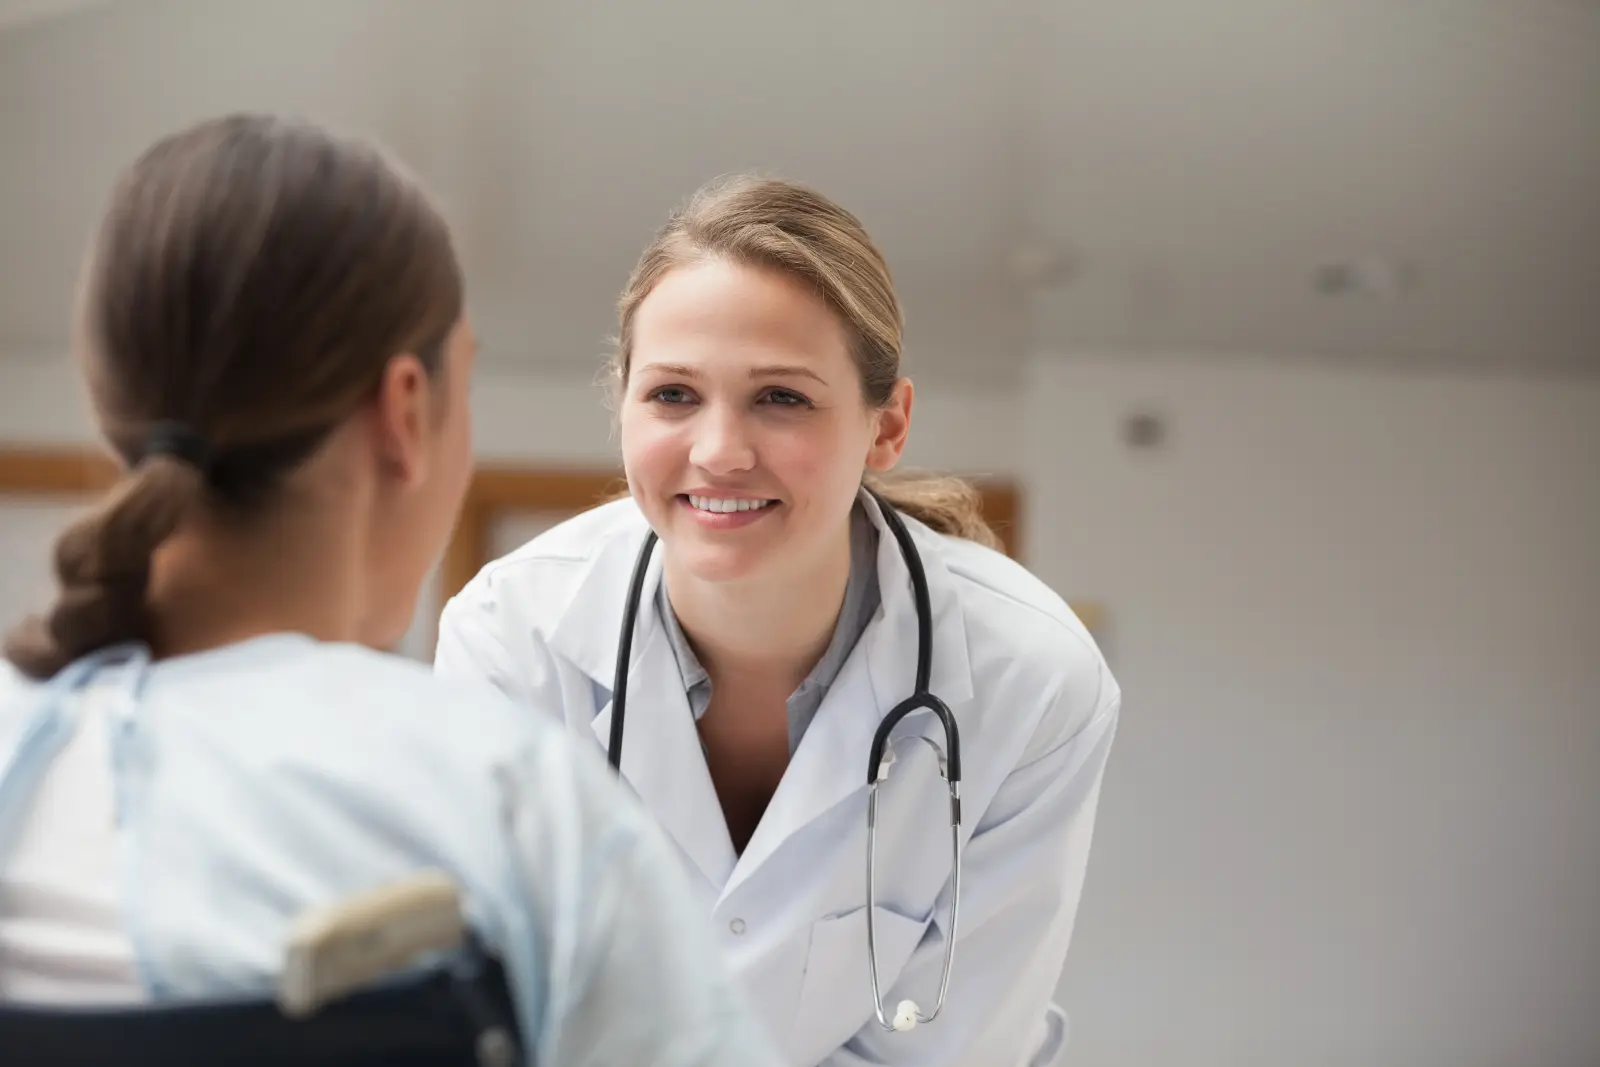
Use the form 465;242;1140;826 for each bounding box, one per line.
647;386;696;406
758;388;813;409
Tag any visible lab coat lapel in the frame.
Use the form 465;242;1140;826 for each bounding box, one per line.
589;624;738;893
722;491;975;898
545;502;655;687
547;506;738;892
858;490;975;729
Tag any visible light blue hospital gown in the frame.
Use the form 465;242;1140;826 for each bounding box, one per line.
0;634;782;1066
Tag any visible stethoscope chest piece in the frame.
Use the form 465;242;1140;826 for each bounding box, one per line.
865;697;963;1033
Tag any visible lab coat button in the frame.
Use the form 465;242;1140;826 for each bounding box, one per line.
729;918;746;935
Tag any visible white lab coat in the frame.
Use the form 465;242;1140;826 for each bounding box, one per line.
435;491;1121;1067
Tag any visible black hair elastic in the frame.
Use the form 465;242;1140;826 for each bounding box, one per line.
137;421;213;477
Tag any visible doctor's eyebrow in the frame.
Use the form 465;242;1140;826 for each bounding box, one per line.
748;364;827;385
634;362;828;386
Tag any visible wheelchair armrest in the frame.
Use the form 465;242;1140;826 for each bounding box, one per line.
279;869;466;1018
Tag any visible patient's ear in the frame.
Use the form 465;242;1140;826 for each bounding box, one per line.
368;353;435;488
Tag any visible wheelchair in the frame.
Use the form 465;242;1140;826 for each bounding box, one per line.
0;870;523;1066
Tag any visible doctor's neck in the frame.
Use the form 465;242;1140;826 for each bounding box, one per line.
662;527;853;688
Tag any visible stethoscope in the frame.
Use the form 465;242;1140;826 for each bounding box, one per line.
606;489;963;1034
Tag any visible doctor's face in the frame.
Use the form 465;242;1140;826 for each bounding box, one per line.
618;258;889;586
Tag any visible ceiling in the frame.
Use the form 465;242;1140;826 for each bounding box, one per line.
1;0;1596;382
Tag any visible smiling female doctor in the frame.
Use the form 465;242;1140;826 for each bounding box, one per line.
435;175;1121;1066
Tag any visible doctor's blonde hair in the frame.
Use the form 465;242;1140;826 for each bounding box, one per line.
607;173;1001;551
4;114;462;680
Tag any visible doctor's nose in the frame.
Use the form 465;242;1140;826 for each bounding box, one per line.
688;408;757;475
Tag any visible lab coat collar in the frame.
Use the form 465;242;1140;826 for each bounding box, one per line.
854;487;975;714
546;500;657;688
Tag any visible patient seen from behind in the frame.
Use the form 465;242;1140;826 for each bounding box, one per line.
0;112;781;1067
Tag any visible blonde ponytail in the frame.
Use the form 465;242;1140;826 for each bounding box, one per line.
4;456;203;679
864;472;1002;551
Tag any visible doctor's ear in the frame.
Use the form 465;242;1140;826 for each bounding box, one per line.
864;377;913;473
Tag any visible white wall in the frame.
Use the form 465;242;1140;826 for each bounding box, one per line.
1032;356;1600;1066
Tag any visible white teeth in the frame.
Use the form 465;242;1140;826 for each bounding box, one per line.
688;495;772;514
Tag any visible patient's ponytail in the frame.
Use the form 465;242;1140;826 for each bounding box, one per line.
5;455;203;679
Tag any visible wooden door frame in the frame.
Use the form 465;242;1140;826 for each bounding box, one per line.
441;466;629;603
0;447;118;495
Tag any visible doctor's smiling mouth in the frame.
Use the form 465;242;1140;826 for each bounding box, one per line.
678;491;781;530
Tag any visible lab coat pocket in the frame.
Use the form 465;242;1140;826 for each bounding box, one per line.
788;903;930;1061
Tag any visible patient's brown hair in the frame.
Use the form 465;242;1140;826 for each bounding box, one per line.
5;113;463;679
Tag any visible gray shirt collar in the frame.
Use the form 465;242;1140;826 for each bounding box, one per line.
655;501;881;754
